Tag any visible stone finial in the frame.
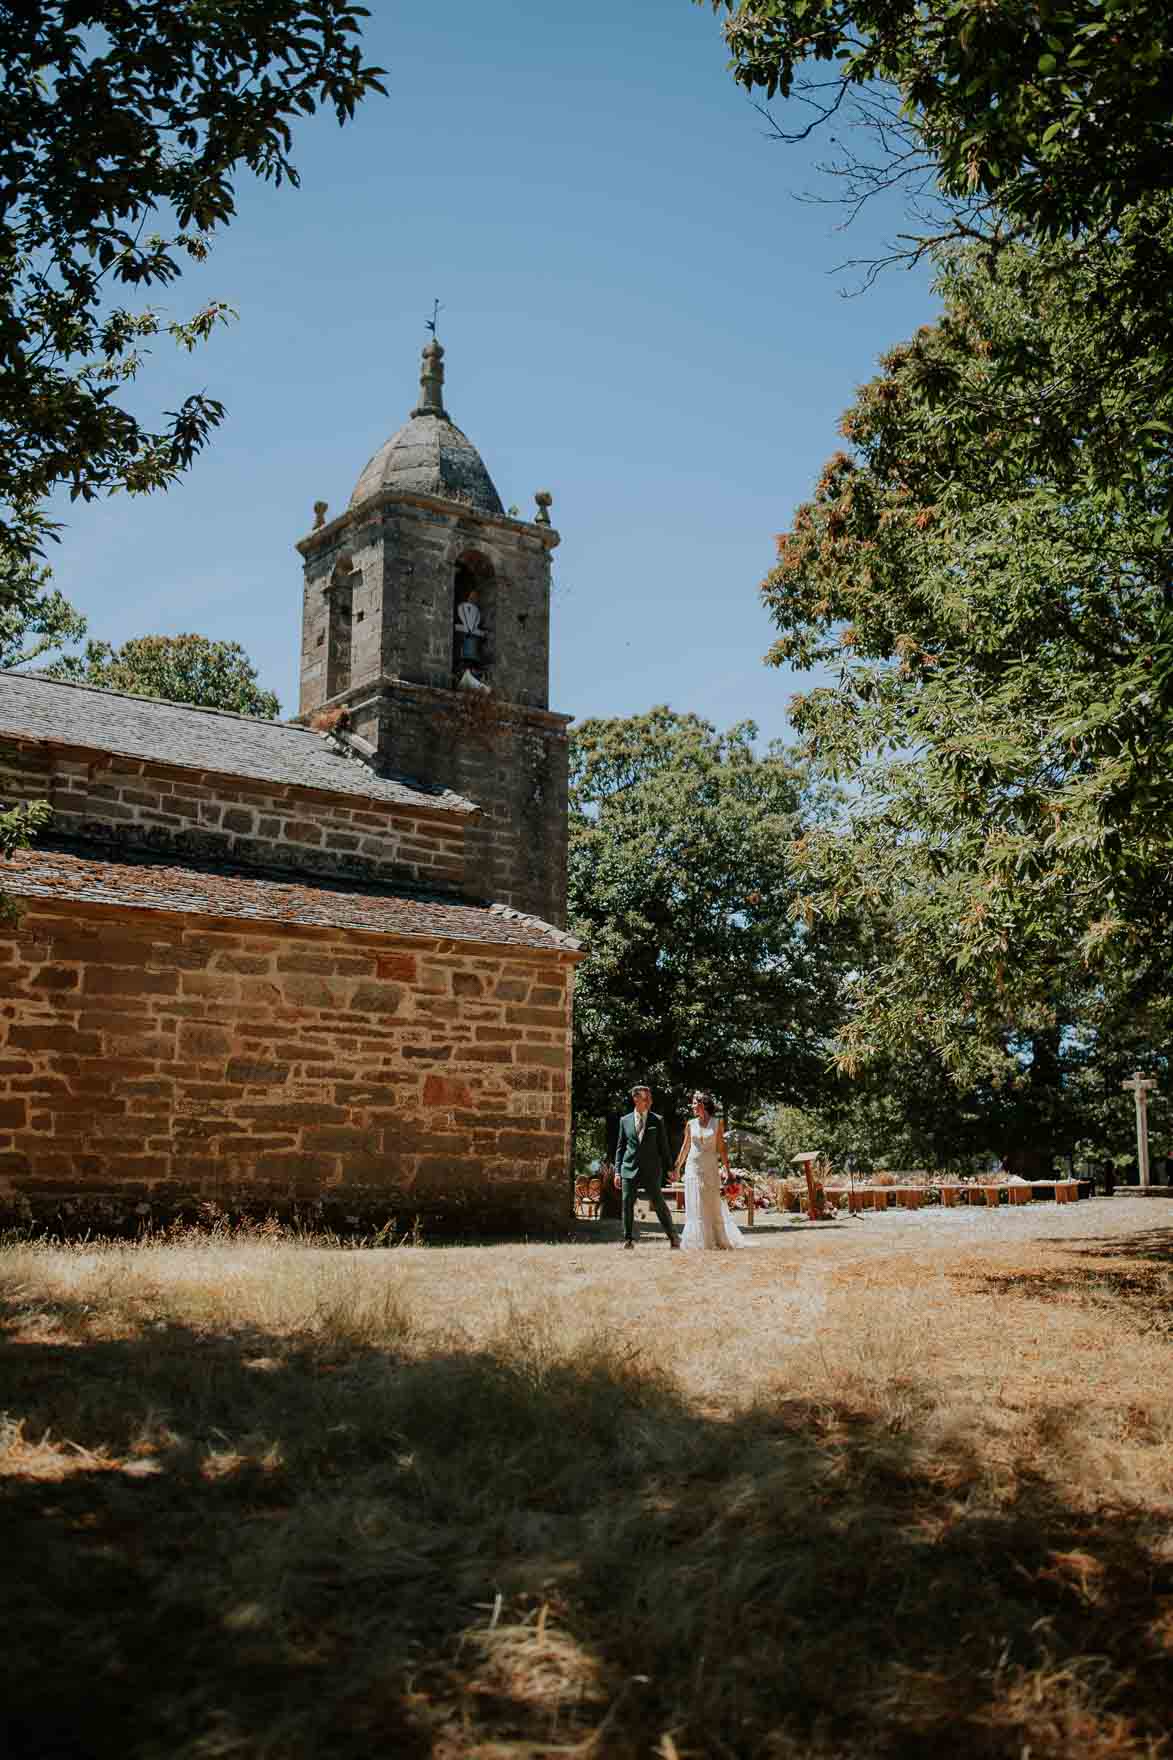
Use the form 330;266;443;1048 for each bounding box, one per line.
413;338;447;418
313;499;329;530
534;489;553;526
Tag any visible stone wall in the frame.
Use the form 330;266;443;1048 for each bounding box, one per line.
375;684;570;930
296;490;568;929
0;900;574;1235
299;494;556;715
0;739;467;892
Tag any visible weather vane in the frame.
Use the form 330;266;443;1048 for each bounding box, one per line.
425;298;443;339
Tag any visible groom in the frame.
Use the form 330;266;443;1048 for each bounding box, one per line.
614;1084;680;1250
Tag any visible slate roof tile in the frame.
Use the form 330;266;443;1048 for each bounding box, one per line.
3;842;583;956
351;412;504;514
0;672;477;816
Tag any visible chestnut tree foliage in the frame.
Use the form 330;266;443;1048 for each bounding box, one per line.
703;2;1173;1111
707;3;1173;528
770;231;1173;1083
708;0;1173;242
567;709;850;1123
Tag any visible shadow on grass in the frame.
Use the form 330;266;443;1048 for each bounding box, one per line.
2;1279;1172;1759
976;1228;1173;1337
1068;1228;1173;1267
569;1214;841;1249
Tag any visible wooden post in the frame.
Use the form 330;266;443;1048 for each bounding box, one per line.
792;1152;824;1220
746;1180;755;1228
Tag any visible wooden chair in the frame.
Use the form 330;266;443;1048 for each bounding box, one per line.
574;1176;604;1219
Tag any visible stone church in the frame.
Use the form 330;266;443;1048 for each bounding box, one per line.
0;340;581;1235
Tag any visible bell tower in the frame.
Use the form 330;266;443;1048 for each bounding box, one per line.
295;338;569;928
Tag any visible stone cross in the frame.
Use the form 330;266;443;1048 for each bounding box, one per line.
1121;1072;1158;1187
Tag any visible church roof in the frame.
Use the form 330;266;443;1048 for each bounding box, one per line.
350;414;504;514
5;841;583;955
349;338;504;515
0;672;478;817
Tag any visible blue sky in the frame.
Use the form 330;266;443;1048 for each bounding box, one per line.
48;0;938;747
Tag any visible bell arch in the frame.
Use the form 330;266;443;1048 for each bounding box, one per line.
325;558;357;699
452;548;496;686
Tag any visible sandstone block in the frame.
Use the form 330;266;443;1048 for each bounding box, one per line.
349;982;404;1016
226;1058;288;1086
422;1074;474;1108
8;1025;102;1056
284;819;323;845
179;1023;234;1059
84;966;179;998
376;952;417;982
303;1126;376;1154
515;1044;564;1067
505;1005;565;1028
29;965;80;992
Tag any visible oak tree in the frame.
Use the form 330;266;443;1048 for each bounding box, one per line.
568;708;849;1126
48;632;280;718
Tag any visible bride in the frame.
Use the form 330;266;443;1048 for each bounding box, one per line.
674;1090;746;1251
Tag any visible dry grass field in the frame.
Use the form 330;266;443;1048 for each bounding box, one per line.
2;1199;1172;1759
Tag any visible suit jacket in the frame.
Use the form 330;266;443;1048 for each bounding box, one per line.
614;1109;672;1182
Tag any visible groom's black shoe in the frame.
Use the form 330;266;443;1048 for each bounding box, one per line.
669;1238;681;1250
623;1240;634;1250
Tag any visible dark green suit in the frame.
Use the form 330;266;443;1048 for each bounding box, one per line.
614;1108;678;1245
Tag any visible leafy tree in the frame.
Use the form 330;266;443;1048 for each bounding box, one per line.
704;3;1173;1153
0;537;85;918
48;633;280;718
763;233;1173;1092
705;5;1173;529
568;708;849;1130
1;552;86;673
0;3;386;565
763;1021;1172;1180
707;1;1173;242
0;6;381;913
0;797;51;926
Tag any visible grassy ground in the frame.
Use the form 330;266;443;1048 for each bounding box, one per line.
2;1201;1172;1759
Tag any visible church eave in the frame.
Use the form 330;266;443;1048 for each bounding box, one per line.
5;840;585;958
298;676;573;737
296;489;560;559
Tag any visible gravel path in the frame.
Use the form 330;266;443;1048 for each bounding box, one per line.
611;1193;1173;1262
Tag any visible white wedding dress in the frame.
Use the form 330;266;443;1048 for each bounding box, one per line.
680;1120;746;1251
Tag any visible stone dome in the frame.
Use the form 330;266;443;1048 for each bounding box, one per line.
349;339;504;516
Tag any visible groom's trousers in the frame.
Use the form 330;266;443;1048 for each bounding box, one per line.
622;1167;677;1244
